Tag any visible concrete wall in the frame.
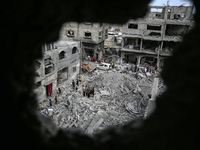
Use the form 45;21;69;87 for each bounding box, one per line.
60;22;108;44
33;41;80;102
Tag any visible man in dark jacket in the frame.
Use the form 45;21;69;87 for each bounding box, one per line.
72;80;75;90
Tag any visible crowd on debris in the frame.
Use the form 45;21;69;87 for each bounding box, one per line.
39;62;166;135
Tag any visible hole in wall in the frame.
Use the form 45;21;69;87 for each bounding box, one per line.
34;4;195;135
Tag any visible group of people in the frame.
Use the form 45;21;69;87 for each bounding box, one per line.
72;79;94;98
130;64;139;72
84;55;110;64
144;64;157;74
72;79;79;92
49;96;58;106
82;85;94;98
129;63;158;74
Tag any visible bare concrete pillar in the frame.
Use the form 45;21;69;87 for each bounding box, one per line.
160;41;163;51
135;38;139;47
157;57;160;68
140;39;143;50
99;50;103;60
121;38;124;48
137;56;141;66
157;45;160;67
144;77;159;119
121;52;125;64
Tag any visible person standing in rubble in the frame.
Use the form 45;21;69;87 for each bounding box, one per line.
130;64;133;71
76;84;78;92
55;96;57;104
112;62;114;68
72;80;75;90
145;67;147;73
147;65;150;72
85;86;88;96
90;87;94;96
49;99;52;106
134;65;138;72
87;86;90;98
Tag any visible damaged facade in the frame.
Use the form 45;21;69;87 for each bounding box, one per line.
104;25;122;60
33;41;80;102
60;22;108;60
121;5;194;67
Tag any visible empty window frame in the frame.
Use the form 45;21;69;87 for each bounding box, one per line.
149;32;161;36
67;30;74;36
84;32;92;38
45;66;54;75
44;58;53;66
165;24;190;36
99;31;102;38
105;29;108;38
44;58;54;75
57;67;68;84
73;66;76;72
59;51;65;59
128;23;138;29
147;25;162;31
72;47;77;54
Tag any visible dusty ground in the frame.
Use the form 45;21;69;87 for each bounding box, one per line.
39;65;165;134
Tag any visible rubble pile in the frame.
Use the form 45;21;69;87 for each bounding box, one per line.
39;67;165;134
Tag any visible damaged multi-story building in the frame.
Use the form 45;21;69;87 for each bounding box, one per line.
121;5;194;68
60;22;108;60
33;41;80;102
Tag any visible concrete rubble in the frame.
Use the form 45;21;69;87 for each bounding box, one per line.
39;64;166;135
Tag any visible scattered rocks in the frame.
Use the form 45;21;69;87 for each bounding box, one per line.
39;64;165;134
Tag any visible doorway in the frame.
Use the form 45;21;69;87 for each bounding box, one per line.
46;83;52;96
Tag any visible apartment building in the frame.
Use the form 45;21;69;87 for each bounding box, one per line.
60;22;108;60
121;5;194;68
33;41;80;102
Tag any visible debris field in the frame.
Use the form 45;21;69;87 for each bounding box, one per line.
39;66;165;135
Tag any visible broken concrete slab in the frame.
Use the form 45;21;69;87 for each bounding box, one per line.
138;73;146;78
100;90;111;96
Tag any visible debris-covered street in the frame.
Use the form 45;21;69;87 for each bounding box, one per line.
39;62;166;135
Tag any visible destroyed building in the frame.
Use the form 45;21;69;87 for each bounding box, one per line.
33;41;80;102
121;5;194;67
104;25;122;60
60;22;108;60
